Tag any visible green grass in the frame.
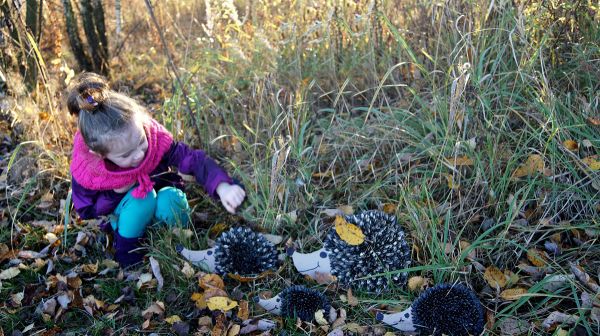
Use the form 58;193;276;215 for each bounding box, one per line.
1;0;599;335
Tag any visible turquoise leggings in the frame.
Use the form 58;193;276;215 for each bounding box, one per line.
110;187;190;238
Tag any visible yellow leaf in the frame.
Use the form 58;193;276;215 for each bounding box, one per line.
563;140;578;151
500;287;528;300
165;315;182;324
206;296;238;311
446;155;473;167
82;262;99;274
191;292;206;309
382;203;397;214
582;156;600;170
209;223;229;239
199;274;225;290
39;112;50;121
443;173;459;189
227;324;240;336
237;300;249;320
527;248;547;267
483;266;507;289
408;276;426;291
334;216;365;245
512;154;545;178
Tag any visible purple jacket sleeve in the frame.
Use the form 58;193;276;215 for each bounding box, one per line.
71;178;123;219
164;142;233;199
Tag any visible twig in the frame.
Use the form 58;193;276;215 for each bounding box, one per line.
143;0;201;137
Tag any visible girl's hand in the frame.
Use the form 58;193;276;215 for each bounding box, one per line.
216;182;246;214
113;182;136;193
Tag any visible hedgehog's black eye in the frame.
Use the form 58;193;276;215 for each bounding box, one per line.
207;250;213;256
319;251;327;258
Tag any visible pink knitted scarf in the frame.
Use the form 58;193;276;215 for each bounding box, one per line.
70;118;173;198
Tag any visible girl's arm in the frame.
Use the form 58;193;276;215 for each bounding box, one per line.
163;142;233;198
71;178;122;219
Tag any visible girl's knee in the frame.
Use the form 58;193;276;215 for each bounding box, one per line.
155;187;190;227
112;189;158;238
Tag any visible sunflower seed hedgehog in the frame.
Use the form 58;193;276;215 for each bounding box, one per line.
289;210;411;292
177;227;278;276
377;283;485;336
254;285;331;322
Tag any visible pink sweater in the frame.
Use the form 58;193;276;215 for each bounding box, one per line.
70;119;173;198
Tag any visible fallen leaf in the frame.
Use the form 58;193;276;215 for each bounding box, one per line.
541;311;578;330
337;205;354;215
0;267;20;280
443;173;460;190
172;321;190;336
199;273;225;290
346;288;358;306
382;203;397;214
227;324;240;336
500;287;528;300
563;140;578;151
137;273;153;289
212;313;227;336
313;271;337;284
483;266;507;289
203;287;229;299
191;292;207;309
315;309;329;326
206;296;238;311
141;301;165;319
44;233;59;244
10;292;24;307
149;257;164;291
334;216;365;245
181;262;195;278
262;233;283;245
408;276;426;291
581;156;600;170
344;323;366;333
237;300;249;320
512;154;545;178
527;248;548;267
587;117;600;126
499;318;529;335
172;227;193;239
446;155;474;167
209;223;230;239
57;292;72;309
165;315;182;324
82;262;99;274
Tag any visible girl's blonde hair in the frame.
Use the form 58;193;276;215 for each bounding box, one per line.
66;72;147;155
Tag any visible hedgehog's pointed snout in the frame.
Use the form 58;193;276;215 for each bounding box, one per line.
376;312;384;321
290;247;332;279
178;246;217;272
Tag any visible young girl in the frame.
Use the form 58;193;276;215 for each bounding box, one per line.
67;72;245;266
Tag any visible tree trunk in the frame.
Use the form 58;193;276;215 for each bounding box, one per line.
91;0;109;75
62;0;92;70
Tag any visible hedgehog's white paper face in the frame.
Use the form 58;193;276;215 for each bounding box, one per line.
288;247;332;279
179;246;217;272
376;306;416;332
254;294;282;315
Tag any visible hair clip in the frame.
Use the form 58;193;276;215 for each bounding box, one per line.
86;95;98;107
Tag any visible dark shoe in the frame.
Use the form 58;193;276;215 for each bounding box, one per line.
113;231;145;267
